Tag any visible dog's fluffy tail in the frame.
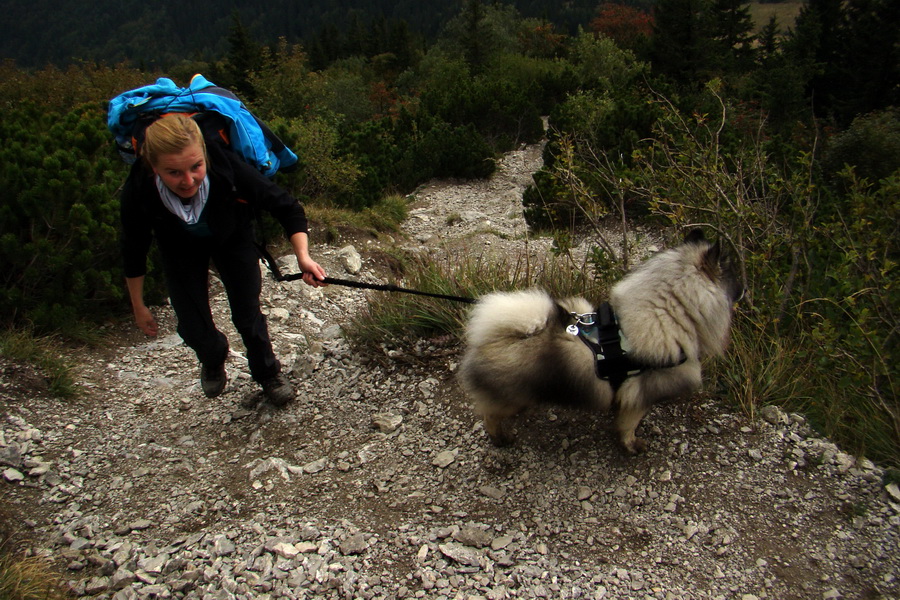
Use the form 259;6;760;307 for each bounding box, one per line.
465;290;555;347
465;289;594;347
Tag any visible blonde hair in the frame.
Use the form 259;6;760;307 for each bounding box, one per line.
141;114;207;167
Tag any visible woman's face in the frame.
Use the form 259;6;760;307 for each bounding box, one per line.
152;142;207;199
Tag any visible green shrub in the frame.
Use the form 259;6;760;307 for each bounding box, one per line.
412;119;496;180
798;171;898;463
821;107;900;189
416;53;546;153
0;61;152;114
486;53;577;115
336;112;497;209
338;118;405;209
567;31;649;93
522;34;656;229
270;115;363;203
522;168;575;231
0;101;154;334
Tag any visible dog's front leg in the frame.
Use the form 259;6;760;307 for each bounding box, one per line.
615;361;702;453
615;399;651;454
483;413;514;446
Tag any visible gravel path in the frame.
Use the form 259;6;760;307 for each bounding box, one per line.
1;141;898;600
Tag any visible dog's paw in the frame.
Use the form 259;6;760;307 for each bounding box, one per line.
622;437;647;454
482;415;515;447
488;430;516;447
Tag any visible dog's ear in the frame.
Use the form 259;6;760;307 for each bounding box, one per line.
699;240;723;281
684;228;707;245
708;239;722;264
710;243;745;303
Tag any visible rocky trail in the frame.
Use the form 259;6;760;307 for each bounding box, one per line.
1;140;898;600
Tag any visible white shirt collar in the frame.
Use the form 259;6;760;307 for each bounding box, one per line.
155;175;210;224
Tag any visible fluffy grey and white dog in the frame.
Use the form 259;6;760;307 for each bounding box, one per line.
458;230;743;453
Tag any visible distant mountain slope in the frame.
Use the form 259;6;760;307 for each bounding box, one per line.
0;0;608;68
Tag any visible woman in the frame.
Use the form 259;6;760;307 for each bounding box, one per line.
120;114;326;405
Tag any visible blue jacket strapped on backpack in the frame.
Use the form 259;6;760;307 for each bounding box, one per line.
107;74;298;178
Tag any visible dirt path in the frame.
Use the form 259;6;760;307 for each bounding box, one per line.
1;142;899;600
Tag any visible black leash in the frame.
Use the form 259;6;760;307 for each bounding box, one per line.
257;244;476;304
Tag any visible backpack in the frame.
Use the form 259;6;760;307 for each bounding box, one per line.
107;74;298;178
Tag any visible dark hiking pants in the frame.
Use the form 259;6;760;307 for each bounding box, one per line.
159;232;281;383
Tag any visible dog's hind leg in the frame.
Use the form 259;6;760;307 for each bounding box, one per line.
477;400;524;447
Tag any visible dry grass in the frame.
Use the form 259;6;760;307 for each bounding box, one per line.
305;194;409;237
344;251;607;351
0;547;68;600
709;316;815;421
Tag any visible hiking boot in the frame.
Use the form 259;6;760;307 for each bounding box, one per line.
260;374;295;406
200;362;227;398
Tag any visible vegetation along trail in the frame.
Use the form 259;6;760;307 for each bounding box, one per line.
1;140;899;599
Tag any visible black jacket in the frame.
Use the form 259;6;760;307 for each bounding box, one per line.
120;142;308;278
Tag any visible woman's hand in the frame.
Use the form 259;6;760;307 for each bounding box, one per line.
133;304;159;336
289;232;327;288
126;275;158;336
298;256;327;288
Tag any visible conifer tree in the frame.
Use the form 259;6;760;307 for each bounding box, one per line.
839;0;900;122
708;0;756;73
463;0;487;73
387;20;416;72
744;14;807;130
308;23;342;70
782;0;898;124
651;0;757;83
650;0;713;83
783;0;873;123
756;15;780;63
224;12;264;99
345;14;368;57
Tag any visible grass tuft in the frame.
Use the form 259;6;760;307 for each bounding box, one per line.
0;544;68;600
710;313;900;469
344;250;608;351
0;328;78;399
710;316;815;421
307;193;410;236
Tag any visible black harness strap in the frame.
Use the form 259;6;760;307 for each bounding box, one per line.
592;302;637;389
569;302;684;390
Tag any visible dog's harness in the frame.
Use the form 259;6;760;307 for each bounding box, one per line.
567;302;686;390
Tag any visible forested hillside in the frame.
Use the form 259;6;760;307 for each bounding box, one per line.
1;0;898;467
0;0;625;69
